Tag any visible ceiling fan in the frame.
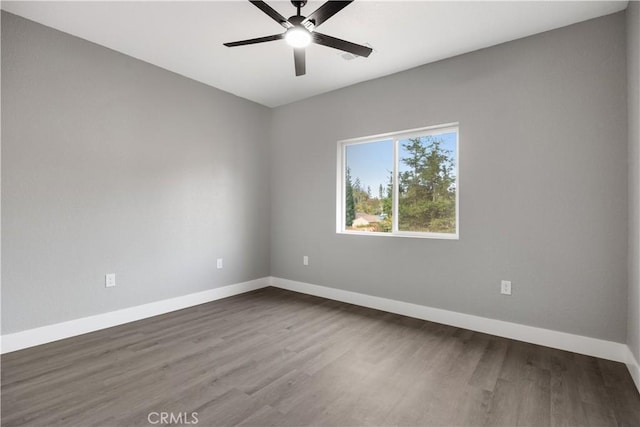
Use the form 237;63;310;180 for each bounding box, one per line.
224;0;372;76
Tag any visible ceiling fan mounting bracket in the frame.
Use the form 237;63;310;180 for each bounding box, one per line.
291;1;307;10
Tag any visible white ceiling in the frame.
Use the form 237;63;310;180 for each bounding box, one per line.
2;1;628;107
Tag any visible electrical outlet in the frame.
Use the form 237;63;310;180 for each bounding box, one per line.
303;255;309;266
217;258;223;269
501;280;512;295
105;273;116;288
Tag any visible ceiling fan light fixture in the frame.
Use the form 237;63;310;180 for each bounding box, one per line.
224;1;373;76
285;27;312;48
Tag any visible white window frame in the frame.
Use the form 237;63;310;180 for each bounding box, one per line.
336;123;459;240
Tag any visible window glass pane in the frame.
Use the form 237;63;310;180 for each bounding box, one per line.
398;132;457;233
345;140;393;233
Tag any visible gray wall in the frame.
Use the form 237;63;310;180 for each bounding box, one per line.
270;12;628;342
628;1;640;363
1;12;271;334
2;9;632;346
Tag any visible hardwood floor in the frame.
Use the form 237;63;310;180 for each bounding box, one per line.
2;287;639;426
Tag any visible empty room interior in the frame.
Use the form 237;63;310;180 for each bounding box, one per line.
1;0;640;426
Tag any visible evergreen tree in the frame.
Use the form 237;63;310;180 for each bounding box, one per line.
382;171;393;219
398;136;456;232
379;171;393;232
352;177;362;207
401;138;427;187
345;167;356;227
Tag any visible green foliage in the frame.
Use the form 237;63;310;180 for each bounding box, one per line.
345;136;455;234
351;176;382;215
378;217;392;232
398;137;456;233
345;167;355;227
382;172;393;219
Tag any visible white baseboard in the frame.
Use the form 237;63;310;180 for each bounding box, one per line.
269;277;630;365
271;277;640;393
627;347;640;393
0;277;270;354
3;275;638;395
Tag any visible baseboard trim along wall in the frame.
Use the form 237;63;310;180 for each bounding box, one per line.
269;277;635;371
3;275;638;394
627;348;640;393
0;277;271;354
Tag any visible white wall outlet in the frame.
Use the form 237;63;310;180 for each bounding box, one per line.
217;258;223;269
303;255;309;266
501;280;512;295
105;273;116;288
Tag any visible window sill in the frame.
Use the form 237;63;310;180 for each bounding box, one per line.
337;230;459;240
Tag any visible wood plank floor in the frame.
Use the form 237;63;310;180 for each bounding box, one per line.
2;287;639;426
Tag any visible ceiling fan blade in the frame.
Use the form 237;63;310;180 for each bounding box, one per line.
294;48;306;76
312;32;372;57
249;1;293;29
303;1;353;28
224;33;284;47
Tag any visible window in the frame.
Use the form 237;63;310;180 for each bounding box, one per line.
337;124;459;239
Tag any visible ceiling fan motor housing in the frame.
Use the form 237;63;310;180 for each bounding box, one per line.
288;15;305;25
288;15;315;32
